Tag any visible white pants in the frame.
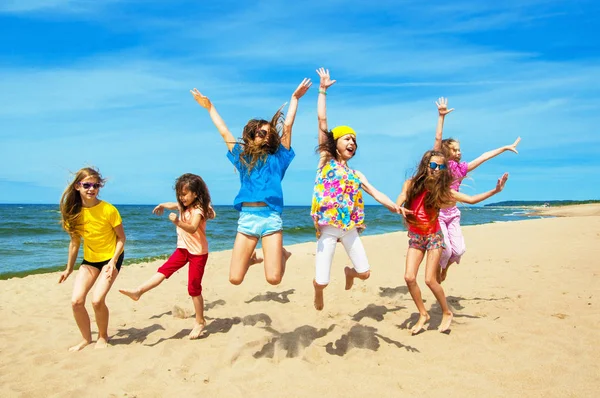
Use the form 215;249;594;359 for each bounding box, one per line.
315;226;370;285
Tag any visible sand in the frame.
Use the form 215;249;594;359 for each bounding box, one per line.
1;204;599;397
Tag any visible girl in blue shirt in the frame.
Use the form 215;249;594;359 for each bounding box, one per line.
191;78;311;285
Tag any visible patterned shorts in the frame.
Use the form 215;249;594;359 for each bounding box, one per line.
408;230;445;251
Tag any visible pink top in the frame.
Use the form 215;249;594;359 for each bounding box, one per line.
448;160;468;191
177;207;208;255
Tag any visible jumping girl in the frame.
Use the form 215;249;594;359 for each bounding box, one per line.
433;97;520;281
396;150;508;334
311;68;400;311
190;78;311;286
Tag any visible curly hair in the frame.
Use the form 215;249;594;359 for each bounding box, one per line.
60;167;105;235
238;107;285;173
175;173;215;220
404;150;454;228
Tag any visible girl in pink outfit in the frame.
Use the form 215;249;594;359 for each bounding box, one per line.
120;173;215;340
433;97;521;282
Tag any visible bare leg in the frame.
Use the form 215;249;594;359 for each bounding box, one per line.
189;295;206;339
261;232;284;285
344;266;370;290
229;232;259;285
313;279;327;311
423;248;453;332
119;273;166;301
440;262;452;282
405;248;430;334
91;266;119;349
69;265;99;351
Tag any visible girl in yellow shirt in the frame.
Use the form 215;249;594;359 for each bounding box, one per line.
58;167;126;351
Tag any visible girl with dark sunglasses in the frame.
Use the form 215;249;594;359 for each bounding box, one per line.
433;97;520;282
190;78;311;286
396;150;508;334
58;167;126;351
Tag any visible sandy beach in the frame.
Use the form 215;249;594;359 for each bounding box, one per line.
1;204;599;397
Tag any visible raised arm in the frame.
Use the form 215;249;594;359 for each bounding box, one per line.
356;171;400;213
433;97;454;151
316;68;336;146
281;78;312;149
451;172;509;205
190;88;237;151
467;137;520;172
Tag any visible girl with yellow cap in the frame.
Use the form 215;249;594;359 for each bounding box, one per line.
310;68;401;311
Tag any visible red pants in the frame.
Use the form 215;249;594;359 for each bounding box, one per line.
157;248;208;297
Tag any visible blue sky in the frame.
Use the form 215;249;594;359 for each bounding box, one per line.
1;0;598;205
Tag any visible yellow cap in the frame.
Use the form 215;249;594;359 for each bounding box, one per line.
331;126;356;140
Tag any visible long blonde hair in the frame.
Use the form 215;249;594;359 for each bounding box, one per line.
59;167;105;235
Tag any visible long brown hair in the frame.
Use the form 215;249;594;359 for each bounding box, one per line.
59;167;105;235
440;138;458;160
404;150;453;227
175;173;215;220
238;107;284;173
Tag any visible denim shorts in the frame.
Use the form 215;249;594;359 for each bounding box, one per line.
238;206;283;238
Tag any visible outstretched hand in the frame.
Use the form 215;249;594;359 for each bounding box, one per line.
152;204;164;216
398;205;414;218
190;88;212;109
436;97;454;116
506;137;521;154
496;172;509;192
292;78;312;99
316;68;336;89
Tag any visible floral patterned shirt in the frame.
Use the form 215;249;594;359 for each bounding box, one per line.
310;159;365;231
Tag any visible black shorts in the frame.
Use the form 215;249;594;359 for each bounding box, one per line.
81;251;124;272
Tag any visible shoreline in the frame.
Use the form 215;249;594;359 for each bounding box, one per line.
1;205;599;396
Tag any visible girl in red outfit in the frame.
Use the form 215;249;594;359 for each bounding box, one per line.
120;173;215;339
396;151;508;335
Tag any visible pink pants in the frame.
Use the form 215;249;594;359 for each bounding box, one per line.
438;206;466;269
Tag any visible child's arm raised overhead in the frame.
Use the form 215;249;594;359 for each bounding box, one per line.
356;171;400;213
169;210;202;234
316;68;336;146
451;172;509;205
467;137;520;173
281;78;312;149
190;88;237;151
433;97;454;152
58;234;81;283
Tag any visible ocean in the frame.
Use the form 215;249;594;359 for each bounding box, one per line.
0;204;543;278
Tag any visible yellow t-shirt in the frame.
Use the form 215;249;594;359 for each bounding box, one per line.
79;201;123;262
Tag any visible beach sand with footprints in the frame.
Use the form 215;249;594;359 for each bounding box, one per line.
1;204;599;397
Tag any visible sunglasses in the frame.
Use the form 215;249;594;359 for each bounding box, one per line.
250;129;269;139
429;162;447;170
79;182;102;189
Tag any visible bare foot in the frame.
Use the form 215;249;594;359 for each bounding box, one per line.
68;340;91;352
95;337;109;349
189;321;206;340
313;280;324;311
344;266;355;290
281;248;292;278
410;313;430;335
119;288;142;301
249;251;263;266
439;311;453;333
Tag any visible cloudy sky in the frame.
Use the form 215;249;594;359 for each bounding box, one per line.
1;0;598;205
